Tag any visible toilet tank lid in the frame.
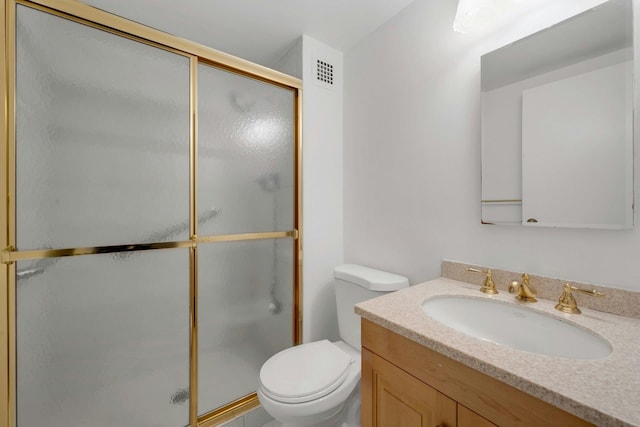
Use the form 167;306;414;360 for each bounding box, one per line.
334;264;409;291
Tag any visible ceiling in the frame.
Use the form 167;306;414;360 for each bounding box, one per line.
80;0;416;68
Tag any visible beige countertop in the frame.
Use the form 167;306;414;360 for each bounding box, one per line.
355;277;640;427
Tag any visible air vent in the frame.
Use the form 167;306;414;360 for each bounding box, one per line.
312;58;336;90
316;59;334;85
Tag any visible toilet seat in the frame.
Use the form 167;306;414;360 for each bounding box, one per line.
259;340;353;404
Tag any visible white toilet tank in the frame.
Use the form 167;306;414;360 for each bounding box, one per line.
334;264;409;350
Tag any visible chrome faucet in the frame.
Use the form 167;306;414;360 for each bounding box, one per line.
508;273;537;302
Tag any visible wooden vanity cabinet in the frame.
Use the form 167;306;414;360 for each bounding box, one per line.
362;348;493;427
362;346;456;426
458;405;498;427
361;319;595;427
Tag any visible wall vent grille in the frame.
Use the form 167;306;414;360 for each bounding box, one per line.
316;59;334;85
312;58;337;90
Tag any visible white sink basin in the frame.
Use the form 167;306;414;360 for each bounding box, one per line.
421;295;612;359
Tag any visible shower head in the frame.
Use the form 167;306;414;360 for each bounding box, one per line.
257;173;280;192
268;300;282;314
228;91;255;113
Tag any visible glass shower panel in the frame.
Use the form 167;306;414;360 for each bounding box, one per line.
198;63;295;235
15;5;190;251
16;250;190;427
197;239;294;415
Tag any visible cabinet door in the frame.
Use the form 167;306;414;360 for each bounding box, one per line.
458;405;498;427
362;349;456;427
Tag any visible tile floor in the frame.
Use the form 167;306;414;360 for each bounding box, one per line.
218;405;277;427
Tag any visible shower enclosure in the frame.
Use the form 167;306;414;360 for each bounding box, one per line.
0;1;302;426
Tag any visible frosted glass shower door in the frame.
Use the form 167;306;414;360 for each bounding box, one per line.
197;63;295;235
197;63;296;415
16;4;190;251
16;251;191;427
197;241;294;413
15;4;191;427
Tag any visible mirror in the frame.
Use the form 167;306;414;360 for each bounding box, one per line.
481;0;634;228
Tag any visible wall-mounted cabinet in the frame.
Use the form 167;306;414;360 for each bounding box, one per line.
480;0;634;228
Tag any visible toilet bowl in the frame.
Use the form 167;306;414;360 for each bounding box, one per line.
257;264;409;427
258;340;360;427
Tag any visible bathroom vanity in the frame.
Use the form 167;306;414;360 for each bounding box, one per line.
356;277;640;427
361;320;591;426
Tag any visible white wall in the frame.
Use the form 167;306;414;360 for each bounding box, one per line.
344;0;640;292
301;36;344;342
273;35;345;343
272;38;303;79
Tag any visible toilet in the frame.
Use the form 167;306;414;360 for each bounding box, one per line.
258;264;409;427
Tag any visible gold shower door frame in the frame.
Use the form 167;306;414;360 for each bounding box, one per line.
0;1;303;426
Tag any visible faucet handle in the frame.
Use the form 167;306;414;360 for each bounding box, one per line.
555;283;605;314
465;267;498;295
